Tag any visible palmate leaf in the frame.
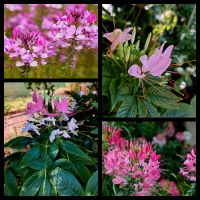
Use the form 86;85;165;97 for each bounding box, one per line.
109;79;122;111
162;95;196;117
50;167;85;196
59;140;91;161
85;170;98;196
116;95;137;117
4;136;34;150
146;86;182;109
20;171;44;196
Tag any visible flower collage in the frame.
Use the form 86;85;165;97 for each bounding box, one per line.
4;3;197;197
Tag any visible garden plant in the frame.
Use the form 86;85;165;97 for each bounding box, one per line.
4;89;98;196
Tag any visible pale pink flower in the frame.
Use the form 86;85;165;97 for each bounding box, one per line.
159;179;180;196
175;132;185;141
152;133;166;147
128;42;174;78
180;149;196;182
103;27;132;52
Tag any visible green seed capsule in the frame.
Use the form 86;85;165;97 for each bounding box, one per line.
144;32;152;51
125;47;130;62
135;40;140;50
131;27;136;44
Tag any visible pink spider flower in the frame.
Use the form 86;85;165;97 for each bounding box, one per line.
27;91;71;117
180;149;196;182
128;42;174;78
103;27;132;52
159;179;180;196
4;25;49;67
104;136;161;196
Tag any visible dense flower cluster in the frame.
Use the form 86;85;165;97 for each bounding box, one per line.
180;149;196;182
4;4;98;74
103;128;161;196
4;26;49;67
22;91;78;143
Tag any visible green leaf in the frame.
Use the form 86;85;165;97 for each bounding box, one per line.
116;95;137;117
54;159;76;174
102;77;112;93
50;167;85;196
20;171;44;196
38;173;57;196
48;143;59;160
146;101;161;117
137;97;147;117
85;170;98;196
59;140;90;161
4;168;19;195
147;86;182;108
162;95;196;117
90;128;98;134
75;164;91;183
4;136;33;150
109;79;121;111
21;146;40;167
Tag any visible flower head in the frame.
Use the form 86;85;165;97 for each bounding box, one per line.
128;42;174;78
104;130;161;196
103;27;132;52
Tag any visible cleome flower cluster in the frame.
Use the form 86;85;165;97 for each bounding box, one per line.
22;91;78;143
102;125;184;196
4;4;98;70
103;126;161;196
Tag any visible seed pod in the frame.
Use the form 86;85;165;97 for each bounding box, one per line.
135;40;140;50
123;41;128;53
118;43;124;59
131;27;136;44
144;32;152;51
125;47;130;62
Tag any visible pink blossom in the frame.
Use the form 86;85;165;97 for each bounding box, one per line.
26;91;71;117
4;25;49;67
54;98;71;114
175;132;185;141
128;42;174;78
180;149;196;182
159;179;180;196
104;134;161;196
103;27;132;52
152;133;166;147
